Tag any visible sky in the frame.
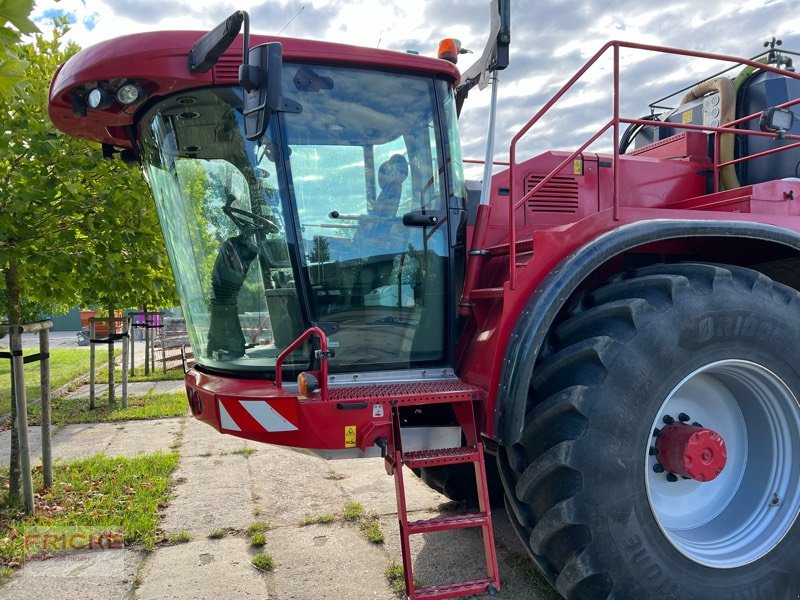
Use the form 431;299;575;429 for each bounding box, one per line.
31;0;800;179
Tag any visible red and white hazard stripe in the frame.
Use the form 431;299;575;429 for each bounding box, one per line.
218;398;299;433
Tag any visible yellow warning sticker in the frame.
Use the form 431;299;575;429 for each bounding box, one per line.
682;110;693;124
573;159;583;176
344;425;357;449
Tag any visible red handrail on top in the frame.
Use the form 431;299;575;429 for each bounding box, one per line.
504;40;800;290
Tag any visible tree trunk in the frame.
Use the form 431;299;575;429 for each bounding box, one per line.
3;261;22;503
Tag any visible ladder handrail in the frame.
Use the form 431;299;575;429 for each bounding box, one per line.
506;40;800;290
274;325;329;399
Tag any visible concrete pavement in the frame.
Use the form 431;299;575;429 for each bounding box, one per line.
0;411;557;600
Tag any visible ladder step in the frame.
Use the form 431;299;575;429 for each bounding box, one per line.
413;577;496;600
476;238;534;257
403;446;479;469
407;512;489;535
469;287;504;300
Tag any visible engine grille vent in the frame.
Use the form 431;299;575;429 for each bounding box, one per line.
213;55;242;83
524;173;579;213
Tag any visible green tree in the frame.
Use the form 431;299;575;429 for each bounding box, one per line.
308;235;331;263
0;23;176;502
0;0;38;97
73;159;178;314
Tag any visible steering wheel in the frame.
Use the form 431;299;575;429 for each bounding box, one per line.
224;194;279;235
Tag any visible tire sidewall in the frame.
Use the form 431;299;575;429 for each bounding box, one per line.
588;279;800;598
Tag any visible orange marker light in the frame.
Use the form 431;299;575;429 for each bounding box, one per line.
297;372;319;396
438;38;462;64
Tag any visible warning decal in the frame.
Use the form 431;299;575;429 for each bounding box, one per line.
345;425;357;448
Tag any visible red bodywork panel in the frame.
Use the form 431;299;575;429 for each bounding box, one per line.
49;31;460;148
187;370;484;452
187;369;392;451
458;180;800;437
47;31;800;451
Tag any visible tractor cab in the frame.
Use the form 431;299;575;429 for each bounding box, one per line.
139;49;465;379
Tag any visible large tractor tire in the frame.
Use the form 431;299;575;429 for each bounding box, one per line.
498;263;800;599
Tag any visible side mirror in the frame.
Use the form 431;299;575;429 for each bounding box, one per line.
244;43;285;140
187;11;298;140
494;0;511;71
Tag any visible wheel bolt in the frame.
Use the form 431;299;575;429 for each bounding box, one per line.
653;428;662;437
653;463;665;473
678;412;691;422
770;493;781;506
649;446;659;456
666;473;678;483
663;415;675;425
692;422;703;428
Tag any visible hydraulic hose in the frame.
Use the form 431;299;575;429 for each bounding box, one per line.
680;77;739;190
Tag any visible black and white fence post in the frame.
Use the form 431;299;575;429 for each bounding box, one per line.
88;316;131;408
0;320;54;515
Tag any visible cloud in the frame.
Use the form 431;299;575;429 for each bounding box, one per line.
377;0;798;175
249;2;340;38
106;0;191;25
30;0;800;180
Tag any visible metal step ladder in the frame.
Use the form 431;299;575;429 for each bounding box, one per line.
385;393;500;600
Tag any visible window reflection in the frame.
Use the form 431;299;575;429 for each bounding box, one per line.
281;65;450;370
141;89;303;372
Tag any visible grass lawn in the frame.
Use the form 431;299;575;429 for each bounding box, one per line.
27;391;188;426
0;452;180;567
0;348;95;418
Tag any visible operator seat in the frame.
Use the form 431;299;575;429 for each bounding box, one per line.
354;153;408;247
368;154;408;219
352;154;410;302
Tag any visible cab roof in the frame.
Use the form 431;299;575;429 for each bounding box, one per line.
49;30;462;149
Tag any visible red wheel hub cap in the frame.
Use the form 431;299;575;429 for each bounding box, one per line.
656;422;727;482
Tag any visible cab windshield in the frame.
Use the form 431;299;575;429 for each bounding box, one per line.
139;63;463;374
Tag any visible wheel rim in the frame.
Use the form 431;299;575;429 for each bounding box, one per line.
645;359;800;568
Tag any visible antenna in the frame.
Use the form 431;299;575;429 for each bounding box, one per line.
277;5;305;36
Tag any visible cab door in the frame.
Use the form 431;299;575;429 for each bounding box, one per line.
289;133;450;372
275;64;455;373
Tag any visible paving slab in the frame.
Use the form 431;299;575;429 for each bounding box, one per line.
160;454;255;534
108;416;186;456
0;426;43;467
330;457;450;515
0;548;142;600
62;379;185;400
54;417;183;460
136;537;269;600
181;414;260;457
248;445;351;526
0;417;183;466
266;523;394;600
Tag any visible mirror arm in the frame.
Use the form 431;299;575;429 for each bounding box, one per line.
238;12;262;91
